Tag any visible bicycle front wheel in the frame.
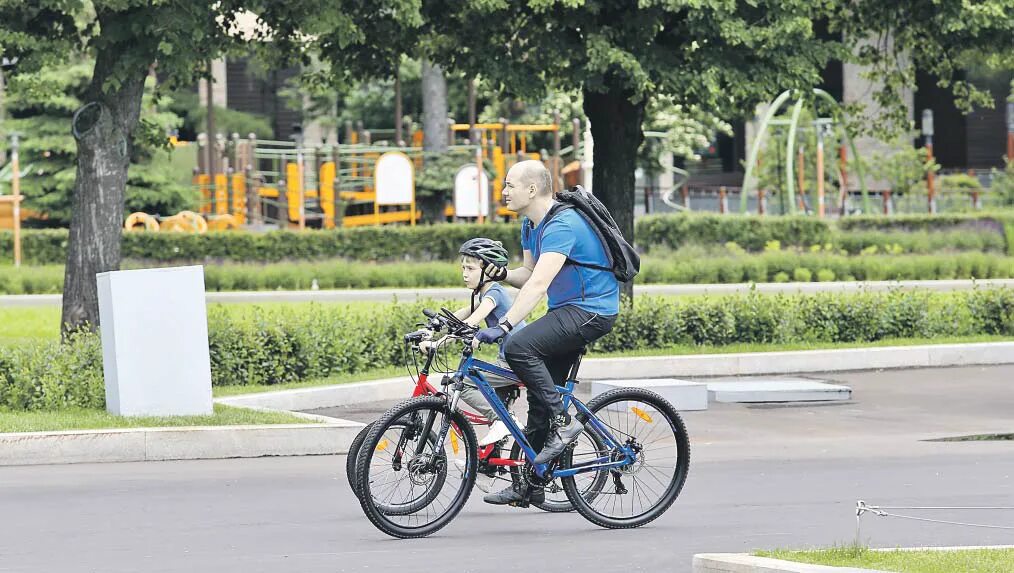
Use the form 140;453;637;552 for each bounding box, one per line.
356;396;477;539
560;387;690;529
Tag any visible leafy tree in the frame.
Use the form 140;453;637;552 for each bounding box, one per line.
1;1;250;334
0;58;196;225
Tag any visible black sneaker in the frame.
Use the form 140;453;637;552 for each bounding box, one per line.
533;414;583;465
482;483;545;507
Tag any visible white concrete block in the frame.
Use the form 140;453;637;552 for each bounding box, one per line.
707;380;851;403
591;378;708;411
97;266;213;416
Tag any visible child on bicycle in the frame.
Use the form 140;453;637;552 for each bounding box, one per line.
419;238;525;446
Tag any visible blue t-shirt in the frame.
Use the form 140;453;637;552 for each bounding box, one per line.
481;282;526;358
521;206;620;316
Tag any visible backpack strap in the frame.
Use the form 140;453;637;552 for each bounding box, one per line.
533;203;613;273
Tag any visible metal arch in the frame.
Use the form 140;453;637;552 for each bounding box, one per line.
739;90;794;213
741;88;871;215
784;98;806;215
643;130;691;211
811;88;871;214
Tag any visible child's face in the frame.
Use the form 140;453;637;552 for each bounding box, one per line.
461;257;483;289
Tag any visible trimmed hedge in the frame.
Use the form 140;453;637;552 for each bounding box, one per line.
639;252;1014;284
597;288;1014;352
4;289;1014;411
637;212;1014;255
6;211;1014;267
5;251;1014;294
0;224;522;266
636;213;833;251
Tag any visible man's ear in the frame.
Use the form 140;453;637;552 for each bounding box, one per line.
528;183;537;197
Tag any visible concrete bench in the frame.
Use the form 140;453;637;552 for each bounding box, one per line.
590;378;708;411
706;378;851;403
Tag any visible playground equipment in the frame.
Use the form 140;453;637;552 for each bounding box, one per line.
187;114;582;230
0;134;25;266
643;130;692;212
739;88;870;216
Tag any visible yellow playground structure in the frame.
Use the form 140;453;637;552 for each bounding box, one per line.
141;117;584;232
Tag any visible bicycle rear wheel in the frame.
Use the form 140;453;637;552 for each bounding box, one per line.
560;388;690;529
346;421;373;499
356;396;477;538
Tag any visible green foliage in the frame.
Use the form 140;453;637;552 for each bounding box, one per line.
166;89;274;140
990;159;1014;208
0;225;522;266
637;213;834;252
868;137;940;196
0;330;105;411
5;289;1012;409
592;288;1014;352
7;249;1014;294
0;58;197;224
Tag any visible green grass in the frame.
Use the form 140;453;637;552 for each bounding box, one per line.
757;546;1014;573
0;306;61;344
0;403;314;433
211;365;408;397
589;334;1014;359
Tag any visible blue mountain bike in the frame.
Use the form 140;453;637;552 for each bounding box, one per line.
355;308;691;538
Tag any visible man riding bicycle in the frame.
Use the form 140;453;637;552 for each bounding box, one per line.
473;160;619;506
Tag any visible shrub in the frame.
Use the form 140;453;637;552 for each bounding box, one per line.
816;269;835;282
5;289;1014;410
793;268;813;282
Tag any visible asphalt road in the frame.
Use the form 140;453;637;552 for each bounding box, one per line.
2;365;1013;573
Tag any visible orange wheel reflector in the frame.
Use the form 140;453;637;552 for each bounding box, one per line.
631;406;653;423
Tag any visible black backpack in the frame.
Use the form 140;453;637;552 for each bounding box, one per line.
542;185;640;283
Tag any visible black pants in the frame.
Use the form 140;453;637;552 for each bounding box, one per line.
503;305;616;452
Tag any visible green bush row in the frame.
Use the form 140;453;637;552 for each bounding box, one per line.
636;212;1014;255
4;288;1014;410
636;213;833;251
597;288;1014;352
6;211;1014;267
639;252;1014;284
0;224;522;266
5;251;1014;295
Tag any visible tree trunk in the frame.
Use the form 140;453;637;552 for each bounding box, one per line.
421;60;448;153
61;48;148;336
582;83;646;301
421;60;448;223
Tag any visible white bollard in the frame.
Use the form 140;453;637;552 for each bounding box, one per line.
97;265;213;416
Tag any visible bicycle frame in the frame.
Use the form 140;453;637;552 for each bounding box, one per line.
447;352;637;479
407;345;523;467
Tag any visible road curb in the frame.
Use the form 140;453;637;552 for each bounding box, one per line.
693;546;1014;572
693;554;879;572
586;341;1014;378
0;419;365;467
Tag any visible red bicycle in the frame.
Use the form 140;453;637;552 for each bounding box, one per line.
345;309;572;513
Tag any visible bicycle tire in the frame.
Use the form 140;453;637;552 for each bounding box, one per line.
356;396;477;538
560;387;690;529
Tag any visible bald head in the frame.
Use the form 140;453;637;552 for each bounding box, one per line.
508;160;553;198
